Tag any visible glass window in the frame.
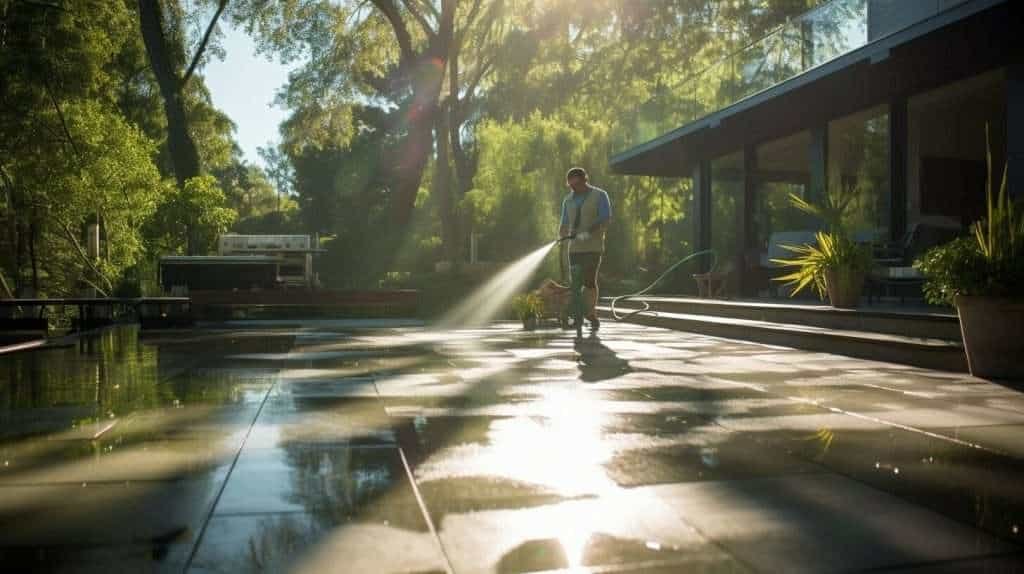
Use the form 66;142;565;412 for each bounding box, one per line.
907;69;1007;230
711;151;744;281
755;131;816;249
828;104;890;241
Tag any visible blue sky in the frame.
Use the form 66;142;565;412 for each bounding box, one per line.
203;22;293;168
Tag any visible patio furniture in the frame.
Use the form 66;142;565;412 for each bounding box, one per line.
867;222;962;304
868;266;925;304
692;271;729;298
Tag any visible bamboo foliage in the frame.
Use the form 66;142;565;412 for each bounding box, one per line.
786;181;857;234
915;125;1022;305
973;124;1020;263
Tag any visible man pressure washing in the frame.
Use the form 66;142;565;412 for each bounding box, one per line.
559;167;612;337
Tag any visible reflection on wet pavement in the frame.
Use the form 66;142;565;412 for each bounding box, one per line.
1;321;1024;572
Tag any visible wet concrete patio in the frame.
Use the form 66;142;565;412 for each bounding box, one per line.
1;321;1023;573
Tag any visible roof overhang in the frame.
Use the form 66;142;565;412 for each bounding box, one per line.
159;256;282;265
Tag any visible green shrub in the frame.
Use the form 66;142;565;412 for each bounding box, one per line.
511;293;544;320
915;126;1023;306
914;237;986;306
771;187;872;300
772;231;872;300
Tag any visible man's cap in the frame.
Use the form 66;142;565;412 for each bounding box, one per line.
566;167;588;180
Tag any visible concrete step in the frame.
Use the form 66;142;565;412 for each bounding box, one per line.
605;296;961;341
597;305;967;373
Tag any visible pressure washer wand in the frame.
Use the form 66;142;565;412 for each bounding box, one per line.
556;234;575;243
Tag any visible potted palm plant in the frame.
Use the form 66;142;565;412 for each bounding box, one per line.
511;293;543;331
915;128;1024;379
771;187;873;308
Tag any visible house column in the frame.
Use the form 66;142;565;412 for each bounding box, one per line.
1009;64;1024;199
890;95;909;241
808;123;828;206
692;160;712;273
739;145;758;297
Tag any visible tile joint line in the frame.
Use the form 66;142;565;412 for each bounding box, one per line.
398;446;456;574
181;378;278;572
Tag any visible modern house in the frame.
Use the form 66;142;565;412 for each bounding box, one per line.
611;0;1022;299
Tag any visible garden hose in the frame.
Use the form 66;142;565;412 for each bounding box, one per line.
609;249;718;321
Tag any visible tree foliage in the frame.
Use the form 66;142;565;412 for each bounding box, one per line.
1;0;167;295
0;0;262;296
2;0;828;296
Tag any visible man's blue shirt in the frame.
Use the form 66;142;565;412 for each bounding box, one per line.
561;186;611;226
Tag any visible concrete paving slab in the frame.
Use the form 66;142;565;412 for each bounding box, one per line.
647;473;1018;573
874;553;1024;572
433;490;745;574
189;512;447;574
941;424;1024;458
0;476;223;572
215;445;419;519
4;321;1024;573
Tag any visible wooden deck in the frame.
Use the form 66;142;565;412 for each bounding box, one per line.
0;297;192;332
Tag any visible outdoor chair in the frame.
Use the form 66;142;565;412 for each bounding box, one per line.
867;222;962;304
760;230;818;298
853;229;880;245
692;270;729;298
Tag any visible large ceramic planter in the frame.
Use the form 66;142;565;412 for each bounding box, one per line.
825;268;865;309
521;316;538;331
955;295;1024;380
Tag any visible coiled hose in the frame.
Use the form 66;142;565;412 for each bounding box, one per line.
609;249;718;320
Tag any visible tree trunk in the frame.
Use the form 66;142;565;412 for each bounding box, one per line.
447;50;476;263
388;94;438;226
28;218;38;294
448;50;473;199
14;219;25;294
138;0;201;189
138;0;203;253
386;0;455;227
434;111;458;262
7;183;24;294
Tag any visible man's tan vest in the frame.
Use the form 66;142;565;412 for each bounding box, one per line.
565;188;606;254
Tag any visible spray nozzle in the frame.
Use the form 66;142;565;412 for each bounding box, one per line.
557;234;575;243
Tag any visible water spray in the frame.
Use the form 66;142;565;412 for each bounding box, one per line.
433;233;716;335
435;240;560;330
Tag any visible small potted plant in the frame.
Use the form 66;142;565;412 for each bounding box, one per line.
771;188;873;308
511;293;543;330
915;128;1024;379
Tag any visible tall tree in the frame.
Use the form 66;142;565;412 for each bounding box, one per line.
239;0;826;286
137;0;229;253
374;0;456;225
238;0;488;226
137;0;227;186
434;0;510;260
0;0;168;295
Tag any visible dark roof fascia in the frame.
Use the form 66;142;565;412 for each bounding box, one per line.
609;0;1007;171
159;255;282;264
